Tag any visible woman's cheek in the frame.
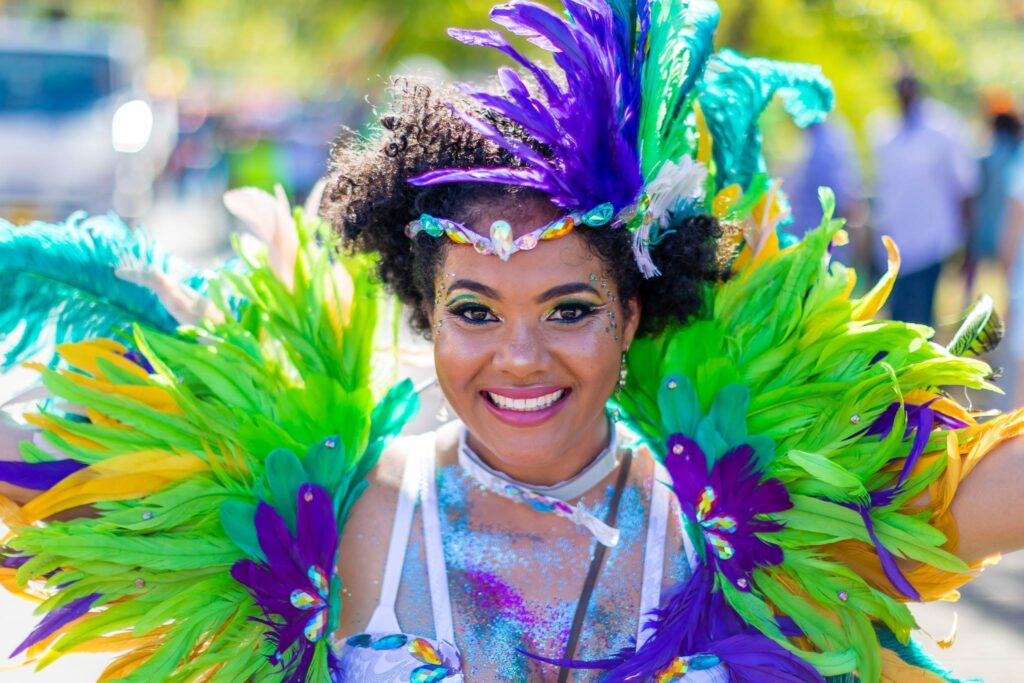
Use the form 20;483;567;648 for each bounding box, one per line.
434;322;487;393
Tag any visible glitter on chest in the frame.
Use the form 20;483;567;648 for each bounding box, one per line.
422;465;650;680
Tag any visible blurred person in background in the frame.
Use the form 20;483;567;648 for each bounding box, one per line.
785;117;865;268
966;89;1022;298
1000;144;1024;405
871;73;978;327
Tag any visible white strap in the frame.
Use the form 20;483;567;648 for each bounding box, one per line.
420;432;456;644
635;463;729;683
636;460;670;649
365;438;424;634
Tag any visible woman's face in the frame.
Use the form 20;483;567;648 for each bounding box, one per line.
429;202;640;485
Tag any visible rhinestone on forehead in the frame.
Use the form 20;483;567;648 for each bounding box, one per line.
405;197;646;263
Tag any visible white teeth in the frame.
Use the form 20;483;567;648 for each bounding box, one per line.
487;389;565;412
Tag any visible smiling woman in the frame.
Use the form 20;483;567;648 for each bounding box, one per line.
3;1;1024;682
323;84;727;677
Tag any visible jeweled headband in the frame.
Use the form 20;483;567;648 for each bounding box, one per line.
403;0;834;277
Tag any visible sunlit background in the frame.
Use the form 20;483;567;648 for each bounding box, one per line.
1;0;1023;680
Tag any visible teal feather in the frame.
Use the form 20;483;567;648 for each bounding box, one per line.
698;49;834;190
0;212;204;370
639;0;721;179
875;626;981;683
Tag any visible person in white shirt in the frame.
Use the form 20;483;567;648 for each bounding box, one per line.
871;74;978;327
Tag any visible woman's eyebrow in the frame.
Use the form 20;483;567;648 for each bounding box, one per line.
448;279;502;300
535;282;601;303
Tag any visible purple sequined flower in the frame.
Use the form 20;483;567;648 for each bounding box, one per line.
230;484;339;680
664;434;791;589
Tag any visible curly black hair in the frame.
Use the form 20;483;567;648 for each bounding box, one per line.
323;78;722;339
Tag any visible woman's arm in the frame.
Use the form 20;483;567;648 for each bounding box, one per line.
950;434;1024;563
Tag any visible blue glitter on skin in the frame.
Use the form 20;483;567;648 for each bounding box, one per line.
389;453;694;681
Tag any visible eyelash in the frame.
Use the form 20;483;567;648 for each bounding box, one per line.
446;302;601;326
448;303;497;325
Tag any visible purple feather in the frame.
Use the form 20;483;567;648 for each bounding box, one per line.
854;505;921;600
410;0;645;213
11;592;100;657
851;397;968;599
543;564;821;682
664;436;791;589
409;167;551;191
0;459;86;491
711;634;824;683
230;483;339;680
446;28;563;104
2;554;30;569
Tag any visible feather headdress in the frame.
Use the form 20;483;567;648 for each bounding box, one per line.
406;0;834;275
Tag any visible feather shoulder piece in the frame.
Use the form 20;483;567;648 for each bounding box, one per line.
603;189;1024;682
0;189;418;682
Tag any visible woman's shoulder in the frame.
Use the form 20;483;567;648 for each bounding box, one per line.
335;428;443;636
359;420;460;498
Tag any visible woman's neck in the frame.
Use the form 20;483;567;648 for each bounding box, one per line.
464;412;613;487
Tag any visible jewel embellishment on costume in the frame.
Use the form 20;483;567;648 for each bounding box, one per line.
407;206;615;262
655;656;688;682
409;637;460;682
654;654;723;682
489;220;514;261
694;486;738;561
345;633;460;681
290;564;330;642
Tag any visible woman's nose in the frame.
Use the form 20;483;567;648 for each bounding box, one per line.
493;321;548;377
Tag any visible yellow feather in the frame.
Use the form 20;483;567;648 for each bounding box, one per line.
56;341;149;382
712;184;742;217
841;267;857;300
749;226;780;270
730;243;753;273
59;372;181;414
98;644;161;681
22;413;102;450
695;102;713;166
880;647;950;682
21;450;208;522
84;407;125;428
0;490;29;530
852;236;900;321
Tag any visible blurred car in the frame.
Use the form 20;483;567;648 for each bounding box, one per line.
0;18;176;222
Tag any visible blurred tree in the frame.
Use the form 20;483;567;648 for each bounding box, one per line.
719;0;1024;143
22;0;1024;131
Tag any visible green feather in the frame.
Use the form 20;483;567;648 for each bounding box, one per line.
947;294;1004;358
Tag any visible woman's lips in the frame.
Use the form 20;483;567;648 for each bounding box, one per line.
479;386;572;427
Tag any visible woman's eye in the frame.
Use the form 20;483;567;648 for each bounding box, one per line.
450;304;498;324
549;303;597;322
